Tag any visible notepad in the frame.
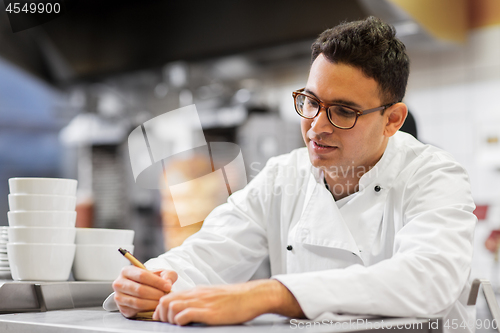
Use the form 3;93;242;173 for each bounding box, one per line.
131;311;156;321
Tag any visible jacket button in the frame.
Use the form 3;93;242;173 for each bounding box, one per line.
374;185;381;192
286;245;293;251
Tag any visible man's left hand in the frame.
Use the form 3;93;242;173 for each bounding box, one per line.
152;279;305;325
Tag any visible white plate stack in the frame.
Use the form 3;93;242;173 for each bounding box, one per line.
0;227;10;279
73;228;135;281
7;178;78;281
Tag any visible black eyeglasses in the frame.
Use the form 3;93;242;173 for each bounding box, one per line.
292;88;396;130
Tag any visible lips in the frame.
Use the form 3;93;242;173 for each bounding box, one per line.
315;141;333;148
310;139;338;153
311;139;336;148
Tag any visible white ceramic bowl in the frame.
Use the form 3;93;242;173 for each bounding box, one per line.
8;211;77;228
75;228;134;245
8;194;76;211
8;227;76;244
7;243;76;281
72;244;134;281
9;178;77;196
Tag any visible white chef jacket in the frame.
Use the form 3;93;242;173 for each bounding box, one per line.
144;131;477;332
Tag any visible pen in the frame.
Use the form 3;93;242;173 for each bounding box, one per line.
118;248;157;320
118;247;147;269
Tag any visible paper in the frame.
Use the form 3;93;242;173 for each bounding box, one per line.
131;311;156;321
306;312;378;322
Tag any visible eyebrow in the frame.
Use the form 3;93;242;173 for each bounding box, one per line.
304;88;362;109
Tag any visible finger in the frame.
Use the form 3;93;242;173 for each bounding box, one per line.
112;277;165;301
114;291;159;312
155;295;197;323
121;266;172;293
153;293;170;322
152;308;163;322
151;270;163;276
160;270;178;285
174;308;209;326
153;288;208;323
152;308;160;322
153;299;170;323
116;304;140;318
168;300;189;323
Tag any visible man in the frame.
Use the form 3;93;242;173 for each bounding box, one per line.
112;16;476;330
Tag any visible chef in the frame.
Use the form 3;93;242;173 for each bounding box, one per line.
112;16;476;331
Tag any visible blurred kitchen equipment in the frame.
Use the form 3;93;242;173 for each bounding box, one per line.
60;112;130;230
468;279;500;333
237;113;303;179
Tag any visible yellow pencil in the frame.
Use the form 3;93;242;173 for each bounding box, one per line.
118;248;146;270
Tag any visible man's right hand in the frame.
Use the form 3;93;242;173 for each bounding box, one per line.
112;266;178;318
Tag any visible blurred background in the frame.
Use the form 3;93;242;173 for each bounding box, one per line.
1;0;500;314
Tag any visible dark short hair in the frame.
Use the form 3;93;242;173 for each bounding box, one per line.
311;16;409;104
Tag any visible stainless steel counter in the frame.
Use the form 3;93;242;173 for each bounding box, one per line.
0;307;440;332
0;280;113;313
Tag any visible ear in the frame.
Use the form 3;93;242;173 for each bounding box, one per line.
383;103;408;137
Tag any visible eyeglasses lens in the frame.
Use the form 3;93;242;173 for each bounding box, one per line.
296;94;317;118
295;93;357;128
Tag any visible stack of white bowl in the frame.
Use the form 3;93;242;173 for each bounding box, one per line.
73;228;135;281
7;178;77;281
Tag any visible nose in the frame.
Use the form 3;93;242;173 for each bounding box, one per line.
310;107;334;134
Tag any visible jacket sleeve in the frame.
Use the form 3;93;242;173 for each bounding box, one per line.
144;157;280;292
273;157;476;318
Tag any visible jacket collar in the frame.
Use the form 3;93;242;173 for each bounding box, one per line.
296;174;363;259
297;135;403;261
